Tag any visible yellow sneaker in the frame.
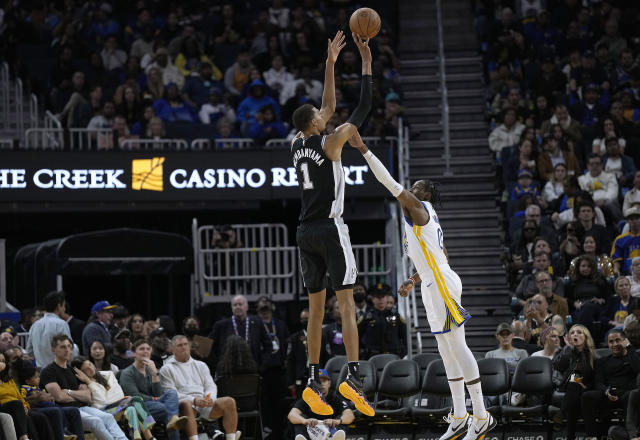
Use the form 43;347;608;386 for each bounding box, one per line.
302;379;334;416
338;375;375;416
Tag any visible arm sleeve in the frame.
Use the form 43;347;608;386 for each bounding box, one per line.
346;75;372;128
362;150;403;197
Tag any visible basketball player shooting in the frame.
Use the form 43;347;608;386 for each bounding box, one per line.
290;32;375;417
348;131;497;440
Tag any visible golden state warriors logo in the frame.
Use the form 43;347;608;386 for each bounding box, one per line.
132;157;164;191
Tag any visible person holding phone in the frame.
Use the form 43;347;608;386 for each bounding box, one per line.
580;329;640;439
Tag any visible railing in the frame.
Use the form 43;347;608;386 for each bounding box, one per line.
191;138;255;150
68;128;115;150
0;62;9;131
26;111;64;149
120;138;188;151
0;139;13;149
29;94;38;130
45;110;62;130
436;0;452;176
15;78;24;139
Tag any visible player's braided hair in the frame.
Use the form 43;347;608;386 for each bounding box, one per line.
418;179;441;207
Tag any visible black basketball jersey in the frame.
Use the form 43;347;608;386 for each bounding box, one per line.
291;133;345;223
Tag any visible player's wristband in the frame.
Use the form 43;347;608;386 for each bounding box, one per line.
409;275;418;286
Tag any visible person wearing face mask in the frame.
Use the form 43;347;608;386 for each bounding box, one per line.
353;282;369;323
181;317;205;362
551;324;598;439
287;309;310;399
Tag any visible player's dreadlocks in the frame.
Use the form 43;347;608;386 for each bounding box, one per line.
415;179;442;207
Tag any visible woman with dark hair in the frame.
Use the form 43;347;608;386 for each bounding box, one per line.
532;94;552;129
155;316;175;337
0;352;55;440
592;117;626;156
566;255;612;328
558;220;585;267
552;324;598;440
542;163;568;204
567;235;614;279
510;219;540;265
89;340;117;373
71;356;156;440
116;85;143;126
128;313;146;342
504;138;537;188
215;335;258;379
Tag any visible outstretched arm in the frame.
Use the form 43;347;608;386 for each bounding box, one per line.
323;34;373;161
318;31;346;124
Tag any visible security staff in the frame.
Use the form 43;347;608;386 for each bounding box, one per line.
358;284;406;358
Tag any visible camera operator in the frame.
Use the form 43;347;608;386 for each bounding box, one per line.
581;329;640;438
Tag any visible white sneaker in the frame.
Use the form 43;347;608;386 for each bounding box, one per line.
462;412;497;440
332;430;346;440
235;430;241;440
439;412;470;440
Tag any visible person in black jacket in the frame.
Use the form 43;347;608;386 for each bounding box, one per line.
287;309;310;399
552;324;598;440
609;388;640;440
581;329;640;438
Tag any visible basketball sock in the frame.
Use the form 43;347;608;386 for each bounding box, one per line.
309;364;320;383
347;361;360;381
466;381;487;419
225;434;236;440
448;379;467;418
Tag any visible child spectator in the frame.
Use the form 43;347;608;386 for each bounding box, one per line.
510;169;539;202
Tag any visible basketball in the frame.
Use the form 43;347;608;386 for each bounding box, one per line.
349;7;381;40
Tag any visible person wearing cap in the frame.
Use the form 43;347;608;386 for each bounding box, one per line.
612;206;640;275
485;322;528;375
81;301;116;356
509;168;539;202
27;291;73;369
537;132;580;181
144;47;185;89
287;368;354;440
159;335;241;440
358;284;406;359
603;136;636;188
109;306;129;341
111;328;134;370
149;328;171;371
569;82;607;129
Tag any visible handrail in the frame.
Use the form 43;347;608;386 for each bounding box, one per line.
15;78;24;140
45;110;62;130
0;62;9;130
120;138;189;151
25;128;63;149
29;93;38;129
436;0;452;176
0;139;13;149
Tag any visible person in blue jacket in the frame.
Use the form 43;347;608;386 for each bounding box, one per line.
236;79;280;126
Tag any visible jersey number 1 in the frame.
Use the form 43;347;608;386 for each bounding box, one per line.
300;162;314;190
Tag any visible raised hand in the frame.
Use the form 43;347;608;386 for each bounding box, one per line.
327;30;346;64
398;279;414;297
352;32;372;64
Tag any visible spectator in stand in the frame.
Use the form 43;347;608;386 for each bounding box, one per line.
321;301;345;364
486;323;528;375
27;291;72;369
612;206;640;275
537;133;580;182
511;320;538;355
569;83;607;132
224;50;254;97
268;0;290;30
209;295;270;369
567;255;612;330
287;368;353;440
493;87;530;122
87;101;115;130
543;163;568;204
603;136;636;189
609;100;637;143
540;103;583;150
149;328;170;371
145;48;184;89
247;105;287;142
100;35;127;72
111;328;133;370
58;303;85;351
515;250;562;304
141;68;165;103
81;301;115;355
70;356;156;440
88;340;117;373
575;201;612;255
128;314;147;342
552;324;597;440
212;3;243;47
214;335;257;379
596;19;628;61
236;79;280;126
152;83;197;123
199;89;236;125
145;117;166;140
174;37;220;79
601;276;633;333
620;89;640;123
581;330;639;439
571;235;614;280
383;92;408;137
120;339;186;440
263;54;294;102
87;3;120;45
624;299;640;332
530;57;567;99
182;62;224;109
623;172;640;215
532;326;561;359
116;86;142;127
287;309;310;399
214;118;238;144
504;138;537;188
130;25;155;62
280;66;323;106
534;271;569;320
592;118;627;156
159;335;241;440
532;94;553;129
489;107;525;157
628;257;640;298
579;153;622;222
113;115;135;147
524;294;560;347
510;204;558;254
40;334;128;440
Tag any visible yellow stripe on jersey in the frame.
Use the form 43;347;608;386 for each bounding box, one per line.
413;225;464;323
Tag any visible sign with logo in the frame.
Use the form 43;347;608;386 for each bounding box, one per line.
0;147;391;208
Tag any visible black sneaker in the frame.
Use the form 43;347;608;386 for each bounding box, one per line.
338;375;375;416
302;378;333;415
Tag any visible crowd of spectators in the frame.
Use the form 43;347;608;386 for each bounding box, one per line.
0;0;404;148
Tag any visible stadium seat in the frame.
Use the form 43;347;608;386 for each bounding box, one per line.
477;358;510;416
324;355;347;390
338;360;376;400
596;347;610;358
373;359;420;419
369;353;401;383
409;359;452;421
216;374;263;438
413;352;440;381
501;357;553;420
471;351;485;360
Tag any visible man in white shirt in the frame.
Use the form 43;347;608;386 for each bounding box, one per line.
263;55;294;102
26;291;73;368
578;153;623;222
160;335;240;440
144;48;185;89
488;108;525;155
623;171;640;214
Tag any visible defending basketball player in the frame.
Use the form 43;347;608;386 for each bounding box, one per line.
348;131;497;440
290;32;375;417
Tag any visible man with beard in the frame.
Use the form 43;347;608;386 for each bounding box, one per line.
150;327;171;370
110;328;133;370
